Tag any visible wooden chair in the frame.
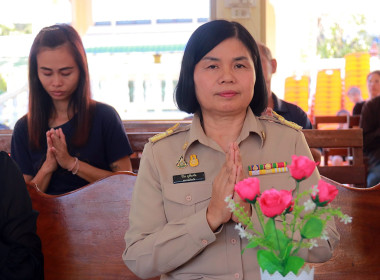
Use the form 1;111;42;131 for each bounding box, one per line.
27;172;160;280
313;176;380;280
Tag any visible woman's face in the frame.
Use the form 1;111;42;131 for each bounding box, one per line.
193;37;256;117
37;43;80;105
367;73;380;99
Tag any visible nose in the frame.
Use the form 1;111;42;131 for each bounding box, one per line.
52;74;63;87
218;67;235;84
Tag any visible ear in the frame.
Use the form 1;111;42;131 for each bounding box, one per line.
271;58;277;75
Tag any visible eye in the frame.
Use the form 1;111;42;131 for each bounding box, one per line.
206;64;218;69
61;71;72;77
41;71;52;76
235;63;246;69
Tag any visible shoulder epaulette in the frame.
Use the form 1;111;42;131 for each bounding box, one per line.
149;123;181;143
259;111;302;131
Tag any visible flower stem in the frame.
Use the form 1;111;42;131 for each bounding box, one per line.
254;203;265;234
272;218;282;254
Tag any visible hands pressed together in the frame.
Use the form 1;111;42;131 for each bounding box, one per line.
43;128;76;173
206;142;252;232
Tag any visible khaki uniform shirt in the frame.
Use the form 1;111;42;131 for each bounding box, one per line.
123;108;339;279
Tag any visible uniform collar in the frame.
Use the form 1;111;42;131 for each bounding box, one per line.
183;107;266;154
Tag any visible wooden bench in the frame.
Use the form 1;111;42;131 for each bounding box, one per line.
27;171;160;280
313;176;380;280
27;170;380;279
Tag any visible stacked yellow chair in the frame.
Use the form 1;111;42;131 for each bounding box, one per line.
284;75;310;114
313;69;343;116
344;52;370;112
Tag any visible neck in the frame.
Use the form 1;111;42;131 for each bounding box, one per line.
201;110;246;152
267;91;274;109
49;101;72;128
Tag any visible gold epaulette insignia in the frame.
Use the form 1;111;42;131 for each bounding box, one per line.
149;123;180;143
271;111;302;131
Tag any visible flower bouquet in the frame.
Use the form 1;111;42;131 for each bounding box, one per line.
225;155;352;279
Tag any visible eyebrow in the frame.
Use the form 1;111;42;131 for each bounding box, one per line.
39;66;75;71
201;56;250;62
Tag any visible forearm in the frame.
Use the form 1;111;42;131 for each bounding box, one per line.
74;159;113;183
29;168;54;193
67;156;132;183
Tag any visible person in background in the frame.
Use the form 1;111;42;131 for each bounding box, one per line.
360;94;380;187
257;43;312;129
257;43;321;164
11;24;133;195
0;151;44;279
123;20;338;279
353;70;380;115
347;86;364;115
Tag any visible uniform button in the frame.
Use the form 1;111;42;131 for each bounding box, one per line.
231;238;237;244
201;239;208;245
186;195;192;201
234;273;240;278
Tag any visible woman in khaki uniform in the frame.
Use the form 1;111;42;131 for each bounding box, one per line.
123;20;339;279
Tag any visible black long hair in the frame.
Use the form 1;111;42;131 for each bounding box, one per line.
175;20;268;116
28;24;94;149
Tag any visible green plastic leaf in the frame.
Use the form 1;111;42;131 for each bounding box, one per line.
283;256;305;276
301;217;323;239
264;219;290;253
246;239;259;248
257;250;284;275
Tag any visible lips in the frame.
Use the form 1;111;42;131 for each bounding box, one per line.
218;90;238;97
50;91;65;97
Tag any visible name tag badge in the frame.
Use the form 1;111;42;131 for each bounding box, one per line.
173;172;205;184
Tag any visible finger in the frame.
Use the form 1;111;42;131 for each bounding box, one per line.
58;128;67;145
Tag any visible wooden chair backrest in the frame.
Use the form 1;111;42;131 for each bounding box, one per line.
0;129;12;154
123;119;191;132
313;115;360;129
313;176;380;280
27;172;160;280
313;115;349;129
312;115;361;166
303;129;366;187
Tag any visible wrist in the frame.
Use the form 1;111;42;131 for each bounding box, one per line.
206;207;222;232
68;157;79;175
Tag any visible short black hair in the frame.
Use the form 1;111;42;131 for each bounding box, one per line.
175;20;268;116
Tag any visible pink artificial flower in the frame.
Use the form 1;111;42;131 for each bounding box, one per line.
312;180;339;206
259;189;293;218
288;155;317;181
235;177;261;202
